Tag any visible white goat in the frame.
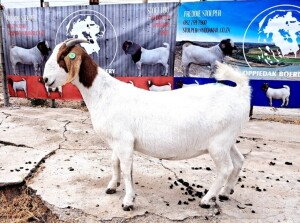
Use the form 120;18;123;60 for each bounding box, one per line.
43;39;251;211
10;40;51;75
182;39;236;77
8;78;27;97
261;83;290;107
122;41;170;77
147;80;172;91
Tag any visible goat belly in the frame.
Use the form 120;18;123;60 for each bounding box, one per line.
132;119;212;160
134;138;209;160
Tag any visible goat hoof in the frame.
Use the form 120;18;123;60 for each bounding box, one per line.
200;204;211;209
122;204;134;211
230;189;234;195
219;195;229;201
106;188;116;194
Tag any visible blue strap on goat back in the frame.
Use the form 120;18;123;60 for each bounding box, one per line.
215;80;236;87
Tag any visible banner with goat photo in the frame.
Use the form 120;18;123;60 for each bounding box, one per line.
2;2;177;99
174;0;300;108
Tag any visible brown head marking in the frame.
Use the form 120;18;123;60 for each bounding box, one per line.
57;43;98;88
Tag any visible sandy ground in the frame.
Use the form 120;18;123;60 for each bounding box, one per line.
0;94;300;223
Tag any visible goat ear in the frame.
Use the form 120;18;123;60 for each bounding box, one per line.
63;53;82;85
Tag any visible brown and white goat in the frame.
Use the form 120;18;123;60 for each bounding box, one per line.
43;39;250;211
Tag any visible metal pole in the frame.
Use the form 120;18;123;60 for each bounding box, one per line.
0;4;9;106
41;1;55;108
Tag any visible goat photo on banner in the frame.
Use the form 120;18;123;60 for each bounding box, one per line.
174;0;300;108
1;2;177;99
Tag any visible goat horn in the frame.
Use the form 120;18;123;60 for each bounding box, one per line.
65;38;90;47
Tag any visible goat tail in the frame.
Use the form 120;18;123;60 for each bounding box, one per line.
214;61;251;97
163;42;170;49
283;85;290;91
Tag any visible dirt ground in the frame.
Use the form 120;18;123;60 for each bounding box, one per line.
0;90;300;223
0;92;78;223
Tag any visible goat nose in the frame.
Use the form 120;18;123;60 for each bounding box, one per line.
44;77;48;83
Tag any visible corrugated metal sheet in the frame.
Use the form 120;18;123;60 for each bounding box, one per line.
2;2;178;77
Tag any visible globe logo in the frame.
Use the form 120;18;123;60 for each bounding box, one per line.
66;15;105;55
243;5;300;68
55;9;118;66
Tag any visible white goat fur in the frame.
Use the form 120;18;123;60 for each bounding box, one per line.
43;41;251;210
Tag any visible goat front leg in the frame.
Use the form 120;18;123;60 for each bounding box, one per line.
12;64;17;75
136;62;142;77
269;97;273;107
111;140;135;211
106;151;121;194
120;153;134;211
210;64;217;78
34;63;40;75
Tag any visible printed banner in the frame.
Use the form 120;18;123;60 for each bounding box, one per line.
2;1;300;108
2;3;177;99
175;0;300;108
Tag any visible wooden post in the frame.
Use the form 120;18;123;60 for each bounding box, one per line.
89;0;99;5
43;2;49;7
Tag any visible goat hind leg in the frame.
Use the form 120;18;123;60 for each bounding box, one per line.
183;63;190;77
201;148;233;207
163;63;169;76
285;97;289;106
219;144;244;200
282;97;289;107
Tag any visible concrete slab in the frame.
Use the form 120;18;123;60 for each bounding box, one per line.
0;106;299;222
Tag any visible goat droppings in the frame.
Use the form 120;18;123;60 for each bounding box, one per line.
68;167;74;171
